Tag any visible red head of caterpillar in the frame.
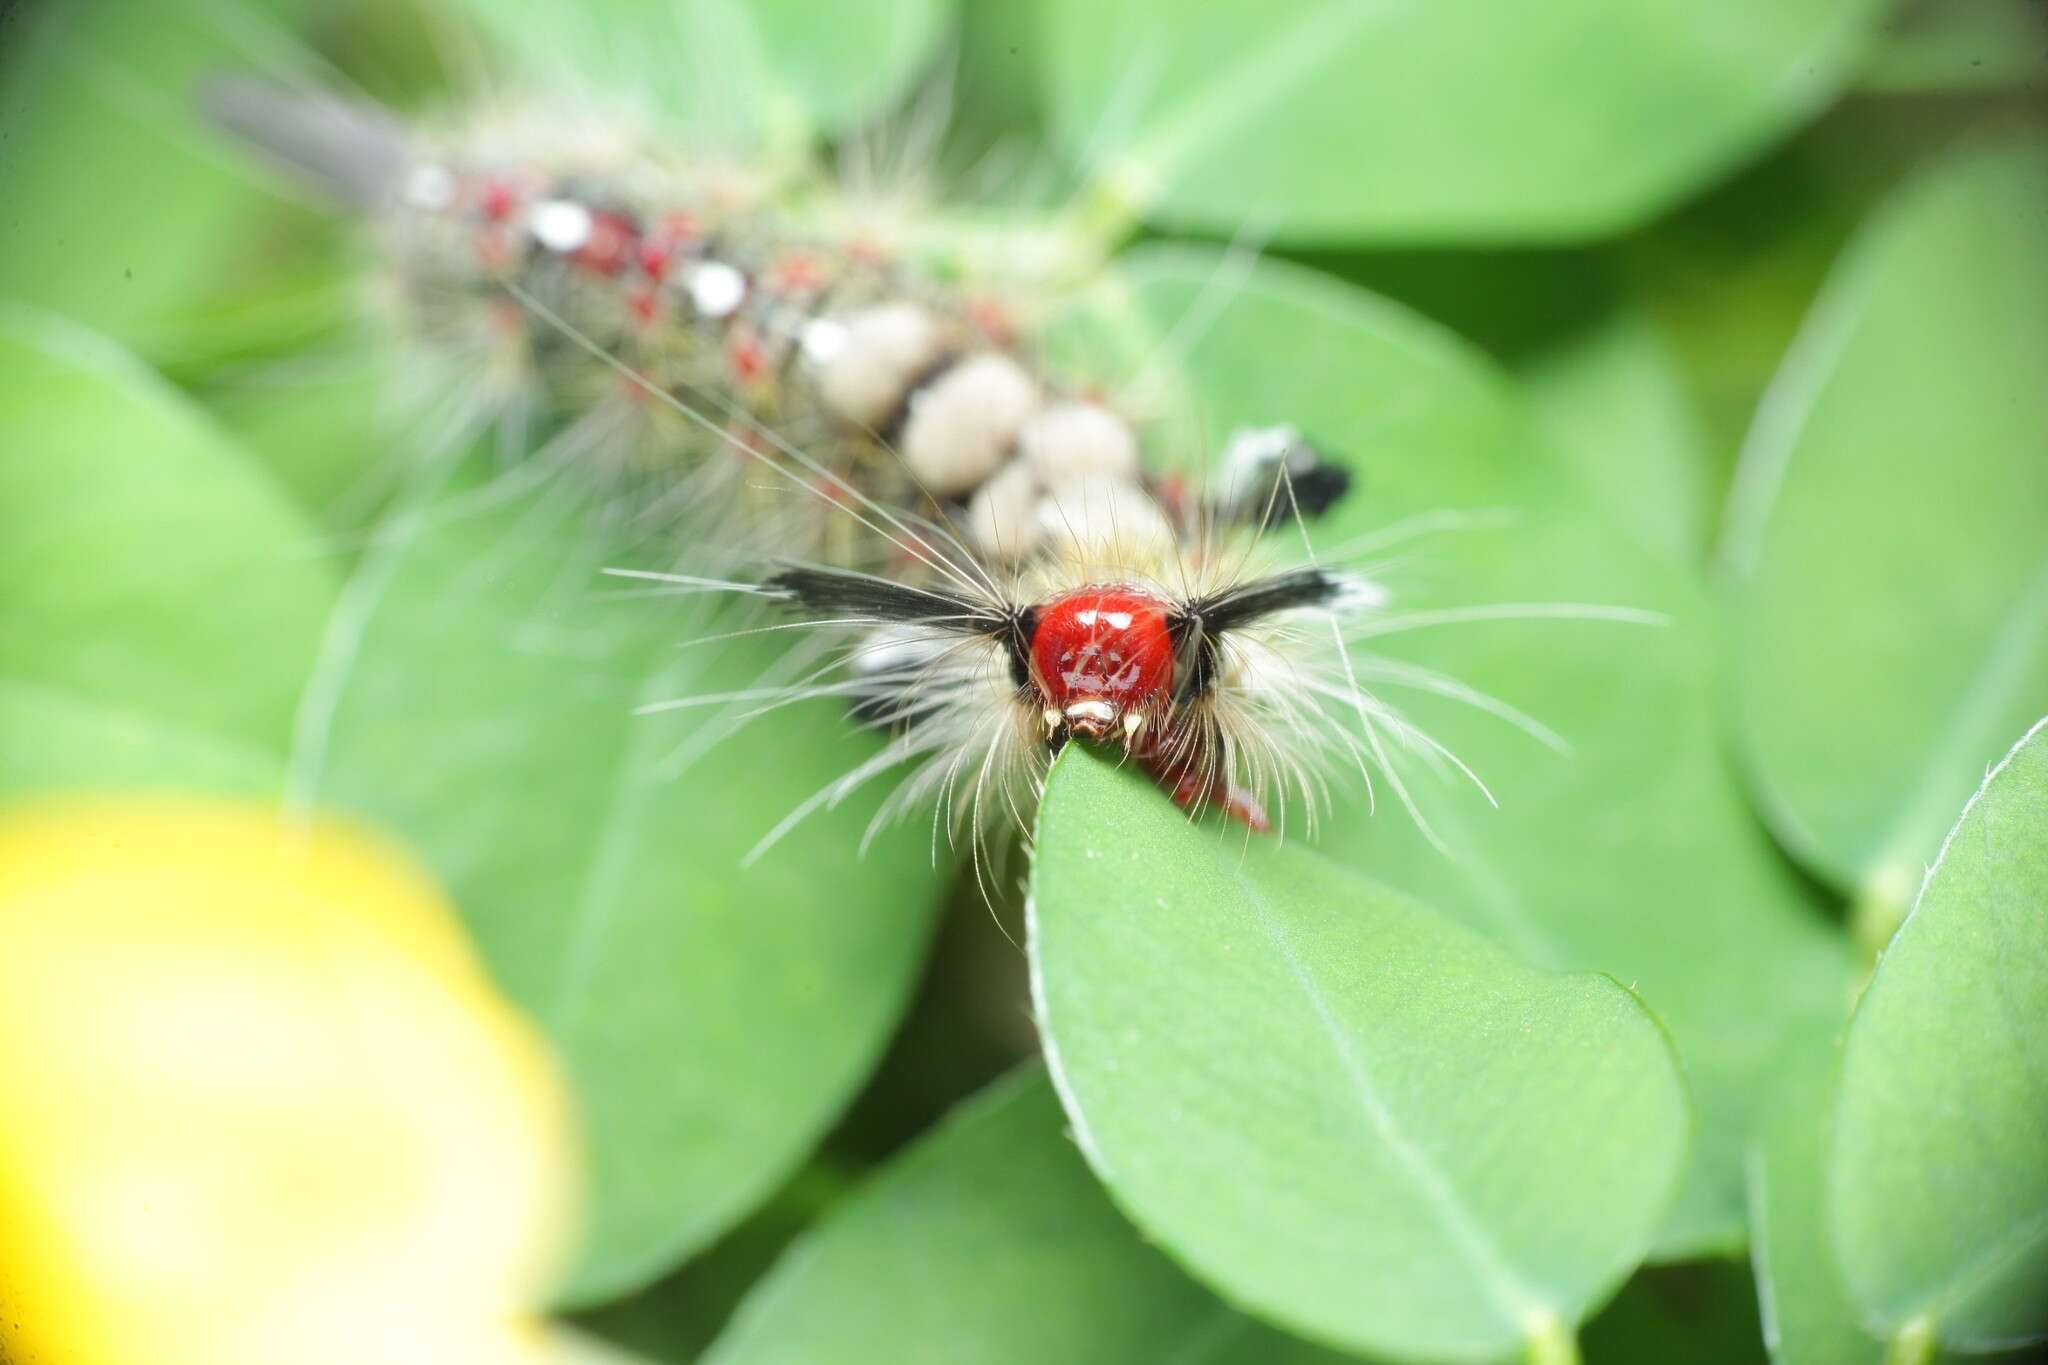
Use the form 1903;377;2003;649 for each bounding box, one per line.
1027;587;1175;743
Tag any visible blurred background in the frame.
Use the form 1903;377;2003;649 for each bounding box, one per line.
1;0;2045;1361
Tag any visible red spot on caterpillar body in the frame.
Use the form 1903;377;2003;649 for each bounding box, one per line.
477;179;520;222
771;252;826;292
728;334;766;383
573;211;639;276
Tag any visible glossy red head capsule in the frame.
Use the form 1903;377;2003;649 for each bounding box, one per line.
1028;587;1175;742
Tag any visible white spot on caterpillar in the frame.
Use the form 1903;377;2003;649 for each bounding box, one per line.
902;353;1039;497
685;261;747;318
527;198;593;252
1037;478;1173;554
850;624;950;677
403;162;455;210
814;302;943;428
1328;572;1391;612
1215;423;1304;504
798;317;849;366
1019;402;1139;488
966;457;1043;561
1222;423;1300;466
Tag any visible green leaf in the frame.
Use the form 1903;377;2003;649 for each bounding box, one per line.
1750;1036;2048;1365
1722;140;2048;911
289;466;944;1303
444;0;948;146
740;0;953;131
0;306;334;796
705;1066;1355;1365
1859;0;2048;92
1829;717;2048;1351
571;1165;842;1363
0;681;284;797
1748;1046;1885;1365
0;0;325;355
1086;245;1849;1257
1036;0;1886;244
207;330;398;523
1030;748;1688;1361
1518;304;1714;566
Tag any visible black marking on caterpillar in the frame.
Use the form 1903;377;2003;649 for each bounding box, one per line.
764;567;1015;632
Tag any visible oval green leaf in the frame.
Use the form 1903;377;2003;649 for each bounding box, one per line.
1519;304;1713;566
0;306;334;797
1722;140;2048;907
1036;0;1885;244
1077;245;1849;1257
294;466;944;1303
1744;1039;2048;1365
0;0;328;355
1829;717;2048;1350
210;334;398;521
1859;0;2048;93
1030;747;1688;1361
740;0;952;131
445;0;947;143
1748;1045;1885;1365
706;1067;1354;1365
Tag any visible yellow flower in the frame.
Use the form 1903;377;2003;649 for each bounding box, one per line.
0;799;580;1365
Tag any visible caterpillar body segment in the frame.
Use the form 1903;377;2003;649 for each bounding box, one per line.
207;76;1531;849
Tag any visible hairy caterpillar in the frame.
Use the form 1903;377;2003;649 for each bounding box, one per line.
204;57;1606;861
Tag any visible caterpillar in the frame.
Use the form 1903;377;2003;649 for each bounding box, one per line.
202;60;1572;859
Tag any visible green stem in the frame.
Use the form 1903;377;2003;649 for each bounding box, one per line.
1849;868;1914;976
1050;175;1149;264
1522;1311;1581;1365
1883;1316;1937;1365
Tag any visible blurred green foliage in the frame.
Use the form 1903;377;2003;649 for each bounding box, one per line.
2;0;2046;1360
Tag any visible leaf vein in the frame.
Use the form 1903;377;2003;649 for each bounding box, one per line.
1235;867;1549;1328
